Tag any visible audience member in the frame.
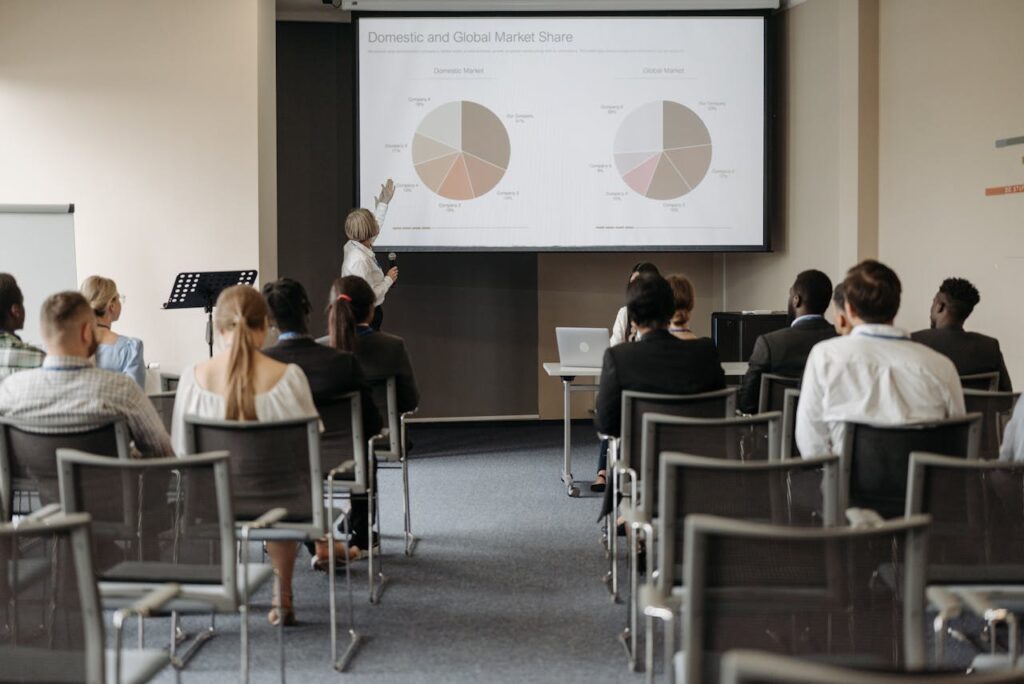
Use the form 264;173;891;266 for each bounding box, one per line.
0;273;44;381
999;399;1024;462
169;285;318;627
610;262;659;346
326;275;420;555
341;179;397;330
738;270;836;414
911;277;1012;391
796;260;965;457
594;273;725;496
831;282;852;336
80;275;146;388
0;291;171;458
666;273;697;340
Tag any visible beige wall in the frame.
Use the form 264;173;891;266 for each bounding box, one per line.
0;0;276;387
878;0;1024;385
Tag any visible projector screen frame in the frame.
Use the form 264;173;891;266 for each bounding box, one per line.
353;9;774;253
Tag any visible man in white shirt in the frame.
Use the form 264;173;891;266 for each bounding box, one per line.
796;260;965;457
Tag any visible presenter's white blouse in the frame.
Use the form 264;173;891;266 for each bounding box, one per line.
341;202;392;307
170;362;318;456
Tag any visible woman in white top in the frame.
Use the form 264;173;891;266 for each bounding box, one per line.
170;285;320;627
81;275;147;388
609;261;660;346
341;178;398;330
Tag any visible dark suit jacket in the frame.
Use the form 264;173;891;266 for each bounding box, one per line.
911;327;1012;391
738;316;837;414
595;329;726;437
354;330;420;415
263;336;383;435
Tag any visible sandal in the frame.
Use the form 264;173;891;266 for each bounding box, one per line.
268;578;296;626
591;470;607;492
310;540;364;572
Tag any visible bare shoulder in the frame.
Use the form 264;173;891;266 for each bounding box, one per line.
254;352;289;393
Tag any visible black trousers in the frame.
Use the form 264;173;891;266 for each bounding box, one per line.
371;305;384;330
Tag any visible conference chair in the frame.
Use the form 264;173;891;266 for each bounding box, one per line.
606;387;737;598
718;650;1024;684
641;454;839;682
756;373;800;414
838;414;982;517
147;391;176;434
0;509;177;684
677;514;930;684
780;388;801;459
961;372;1000;392
963;389;1021;459
368;376;419;557
56;450;280;682
906;452;1024;667
0;415;130;521
182;414;368;669
159;373;180;392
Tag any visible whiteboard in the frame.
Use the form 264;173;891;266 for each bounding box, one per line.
0;205;77;348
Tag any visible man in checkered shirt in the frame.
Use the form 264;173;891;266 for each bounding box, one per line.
0;274;45;382
0;290;173;459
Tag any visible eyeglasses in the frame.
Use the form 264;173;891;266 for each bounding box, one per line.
116;294;127;303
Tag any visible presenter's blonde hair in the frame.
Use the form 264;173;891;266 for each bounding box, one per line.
81;275;119;318
345;208;380;242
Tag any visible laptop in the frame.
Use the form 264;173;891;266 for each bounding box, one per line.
555;327;610;369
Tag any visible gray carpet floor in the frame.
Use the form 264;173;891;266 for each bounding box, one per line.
117;422;986;683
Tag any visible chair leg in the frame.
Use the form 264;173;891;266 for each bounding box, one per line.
609;467;619;601
401;453;416;557
628;525;639;671
645;614;655;684
330;486;362;672
664;618;676;684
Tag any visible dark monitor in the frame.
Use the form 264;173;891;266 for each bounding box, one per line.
712;311;790;362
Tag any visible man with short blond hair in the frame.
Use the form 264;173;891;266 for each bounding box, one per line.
0;291;172;459
0;273;44;382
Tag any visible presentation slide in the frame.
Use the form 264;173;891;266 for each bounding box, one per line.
357;16;766;251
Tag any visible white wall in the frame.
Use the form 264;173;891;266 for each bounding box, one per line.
0;0;276;385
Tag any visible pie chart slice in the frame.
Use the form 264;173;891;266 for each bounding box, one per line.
413;101;510;200
613;101;712;199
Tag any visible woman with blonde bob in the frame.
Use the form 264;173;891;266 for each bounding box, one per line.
170;285;324;626
341;179;398;330
80;275;146;387
666;273;698;340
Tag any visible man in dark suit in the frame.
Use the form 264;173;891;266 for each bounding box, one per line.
738;270;837;414
911;277;1012;391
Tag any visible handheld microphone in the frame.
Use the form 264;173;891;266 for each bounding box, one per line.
387;252;398;287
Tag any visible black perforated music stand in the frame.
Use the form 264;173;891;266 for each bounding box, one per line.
162;270;258;357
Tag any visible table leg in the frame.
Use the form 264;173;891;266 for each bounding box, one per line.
561;378;579;497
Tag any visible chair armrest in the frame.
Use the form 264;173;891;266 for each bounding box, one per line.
400;407;419;419
845;507;885;528
247;507;289;531
112;583;181;683
25;503;62;522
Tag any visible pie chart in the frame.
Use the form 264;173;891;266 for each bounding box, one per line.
613;101;712;200
412;101;510;200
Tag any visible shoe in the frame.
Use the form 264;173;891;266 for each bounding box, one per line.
268;579;296;626
310;541;364;572
591;470;607;492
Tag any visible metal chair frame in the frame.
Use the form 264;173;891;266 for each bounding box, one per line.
781;388;801;460
146;391;177;434
963;389;1022;459
369;376;419;557
960;372;1000;392
757;373;800;414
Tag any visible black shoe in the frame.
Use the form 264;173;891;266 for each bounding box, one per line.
590;480;606;493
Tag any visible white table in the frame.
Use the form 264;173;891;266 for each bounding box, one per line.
542;361;749;497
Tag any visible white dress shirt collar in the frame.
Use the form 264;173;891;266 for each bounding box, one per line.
346;239;375;258
851;323;910;340
791;314;825;327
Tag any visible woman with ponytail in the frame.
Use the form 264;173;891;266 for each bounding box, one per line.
170;285;318;626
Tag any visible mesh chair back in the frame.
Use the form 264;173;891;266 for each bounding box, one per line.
963;389;1021;460
842;414;981;518
907;452;1024;584
0;416;130;520
620;388;737;469
318;392;367;488
159;373;180;392
639;412;781;517
781;388;801;459
758;373;801;414
147;391;176;434
683;514;929;684
0;513;105;682
960;372;1000;392
657;454;838;594
184;416;322;525
57;450;235;590
368;377;399;455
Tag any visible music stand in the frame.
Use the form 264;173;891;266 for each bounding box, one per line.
162;270;258;357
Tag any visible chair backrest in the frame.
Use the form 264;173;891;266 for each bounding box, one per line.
183;416;323;528
0;416;131;521
57;449;237;597
963;389;1021;460
960;372;1000;392
159;373;180;392
841;414;981;517
907;452;1024;584
0;512;105;682
657;453;839;595
619;388;737;469
780;388;801;459
368;377;400;455
639;412;782;518
683;514;930;684
758;373;801;414
317;391;367;489
147;391;176;434
719;650;1024;684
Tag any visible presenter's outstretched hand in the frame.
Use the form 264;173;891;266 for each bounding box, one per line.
387;266;399;283
376;178;395;205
